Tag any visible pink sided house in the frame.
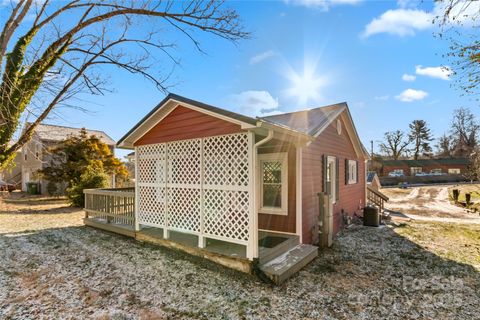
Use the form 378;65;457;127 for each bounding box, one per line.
85;93;369;283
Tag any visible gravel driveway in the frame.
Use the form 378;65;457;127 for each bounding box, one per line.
1;194;479;319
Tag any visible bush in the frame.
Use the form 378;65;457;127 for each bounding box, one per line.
46;180;58;196
66;166;108;207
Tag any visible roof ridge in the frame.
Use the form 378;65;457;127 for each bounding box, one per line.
29;122;108;134
260;102;347;119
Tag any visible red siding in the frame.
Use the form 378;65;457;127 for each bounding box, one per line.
258;141;296;234
134;105;243;145
302;116;366;244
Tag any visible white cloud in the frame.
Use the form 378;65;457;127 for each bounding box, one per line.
228;90;280;117
285;0;362;11
249;50;277;65
415;65;452;80
363;1;480;39
395;89;428;102
402;74;416;82
362;9;432;37
374;95;390;101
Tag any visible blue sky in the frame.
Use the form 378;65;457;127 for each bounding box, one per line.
27;0;477;158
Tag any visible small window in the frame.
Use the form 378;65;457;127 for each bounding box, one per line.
258;153;288;215
347;160;358;184
448;168;461;175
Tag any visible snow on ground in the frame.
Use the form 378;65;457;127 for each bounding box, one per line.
383;186;480;222
1;193;479;319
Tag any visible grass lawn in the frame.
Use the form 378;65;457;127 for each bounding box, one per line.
1;194;479;319
448;184;480;203
395;221;480;269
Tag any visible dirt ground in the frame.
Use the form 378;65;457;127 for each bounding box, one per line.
1;192;479;319
382;185;480;223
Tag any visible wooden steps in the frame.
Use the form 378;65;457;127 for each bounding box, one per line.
258;235;299;265
259;244;318;285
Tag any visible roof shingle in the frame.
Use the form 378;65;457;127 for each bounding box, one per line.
30;123;115;146
260;103;347;136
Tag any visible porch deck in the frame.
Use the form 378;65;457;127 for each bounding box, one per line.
83;187;315;282
83;214;298;261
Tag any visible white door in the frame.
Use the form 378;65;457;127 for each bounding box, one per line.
23;170;30;191
327;156;336;203
326;156;336;247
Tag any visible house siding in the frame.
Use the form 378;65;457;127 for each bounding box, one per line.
134;105;244;146
257;141;296;234
302;115;366;244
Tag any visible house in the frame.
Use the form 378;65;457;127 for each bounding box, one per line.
380;158;469;177
15;123;116;194
0;149;22;187
367;171;381;190
85;93;369;283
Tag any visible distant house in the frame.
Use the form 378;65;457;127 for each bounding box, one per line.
380;158;469;177
12;123;115;194
367;171;381;190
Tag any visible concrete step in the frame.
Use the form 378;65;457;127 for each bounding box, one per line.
259;244;318;285
258;236;299;265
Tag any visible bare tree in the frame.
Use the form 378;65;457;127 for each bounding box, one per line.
379;130;411;160
0;0;248;168
450;107;479;158
436;133;453;158
434;0;480;97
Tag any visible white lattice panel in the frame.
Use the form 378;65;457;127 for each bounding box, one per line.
135;132;252;248
137;144;166;184
138;186;166;226
204;190;250;241
167;139;201;186
137;143;166;227
203;133;249;189
167;187;201;232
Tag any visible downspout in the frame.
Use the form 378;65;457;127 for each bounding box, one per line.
255;129;274;149
251;129;274;260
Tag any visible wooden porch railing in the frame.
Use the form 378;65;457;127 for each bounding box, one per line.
84;188;135;226
367;186;389;212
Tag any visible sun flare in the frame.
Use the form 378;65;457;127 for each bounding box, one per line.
285;59;328;106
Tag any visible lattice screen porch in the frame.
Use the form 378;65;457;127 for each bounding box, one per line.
136;132;256;259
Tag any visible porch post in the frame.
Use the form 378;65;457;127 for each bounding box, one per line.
247;131;258;260
134;146;140;231
198;139;205;248
296;146;303;243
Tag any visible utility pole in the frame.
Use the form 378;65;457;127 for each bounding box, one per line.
370;140;374;157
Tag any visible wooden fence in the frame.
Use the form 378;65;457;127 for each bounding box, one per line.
84;188;135;226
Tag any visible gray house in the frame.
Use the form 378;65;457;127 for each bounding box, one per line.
14;123;115;194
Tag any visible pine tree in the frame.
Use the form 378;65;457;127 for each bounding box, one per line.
408;120;433;160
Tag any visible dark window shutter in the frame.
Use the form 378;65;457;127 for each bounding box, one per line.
345;159;349;185
322;155;327;193
336;157;340;201
356;161;359;184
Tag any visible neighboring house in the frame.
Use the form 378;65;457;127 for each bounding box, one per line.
108;93;369;281
380;158;469;177
17;123;116;194
0;151;22;187
367;171;381;190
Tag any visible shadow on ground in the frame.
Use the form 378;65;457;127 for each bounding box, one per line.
0;220;478;319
